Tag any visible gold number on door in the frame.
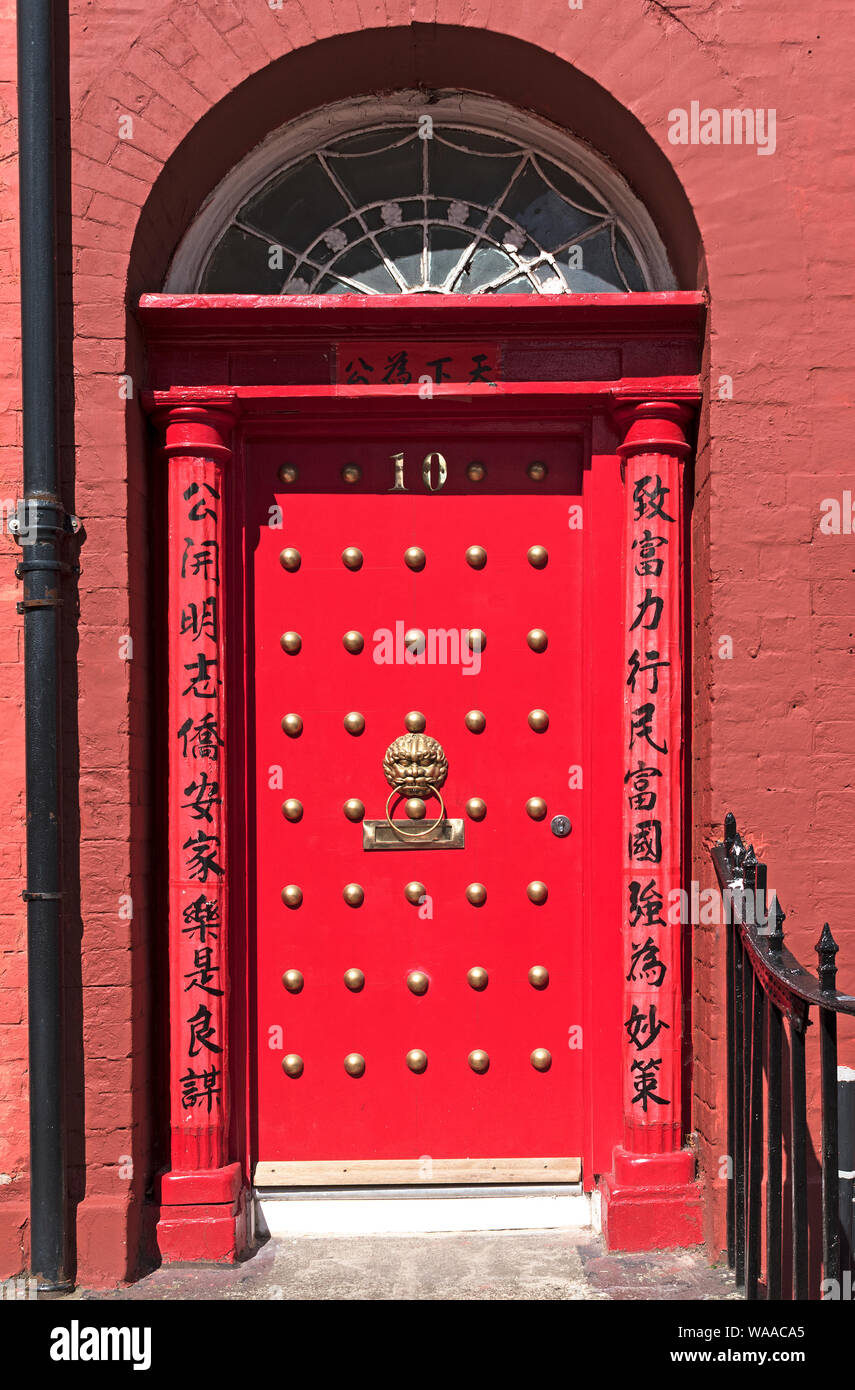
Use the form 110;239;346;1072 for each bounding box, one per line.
421;451;447;492
388;451;408;492
388;451;448;493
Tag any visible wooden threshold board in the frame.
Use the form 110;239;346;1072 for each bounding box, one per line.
254;1158;582;1187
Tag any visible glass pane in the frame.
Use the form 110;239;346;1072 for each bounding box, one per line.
428;225;473;286
375;227;424;289
458;243;517;291
331;239;403;293
556;225;624;291
201;226;294;292
242;158;353;252
429;139;521;209
536;157;608;216
614;228;647;291
499;162;603;249
327;139;422;207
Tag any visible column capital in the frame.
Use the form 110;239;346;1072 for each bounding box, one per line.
612;399;693;460
145;391;240;462
149;397;240;467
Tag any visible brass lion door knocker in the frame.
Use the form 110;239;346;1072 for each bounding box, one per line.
383;732;448;840
361;729;464;851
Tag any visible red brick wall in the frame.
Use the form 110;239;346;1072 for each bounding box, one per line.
1;1;852;1282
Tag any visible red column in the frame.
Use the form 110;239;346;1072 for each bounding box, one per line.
150;397;248;1263
600;399;702;1250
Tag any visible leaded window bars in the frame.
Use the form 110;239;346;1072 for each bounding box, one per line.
198;122;651;296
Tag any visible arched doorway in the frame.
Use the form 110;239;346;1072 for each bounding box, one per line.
140;89;704;1260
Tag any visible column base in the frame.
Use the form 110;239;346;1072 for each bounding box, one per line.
156;1163;250;1265
599;1147;703;1252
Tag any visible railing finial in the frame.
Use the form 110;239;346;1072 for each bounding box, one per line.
724;811;737;858
816;923;839;993
743;844;757;891
768;897;785;953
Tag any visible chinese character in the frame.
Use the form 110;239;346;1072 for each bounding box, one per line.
629;703;668;756
625;1003;670;1051
179;1065;221;1112
176;713;224;761
182;652;220;700
632;528;668;577
183;481;220;524
380;350;412;384
629;819;663;864
624;762;663;812
183;946;223;997
180;596;218;644
633;475;674;524
627;879;666;931
630;1057;669;1110
469;353;495;384
629;589;665;633
627;936;667;989
180;537;219;583
343;357;375;384
187;1005;222;1057
182;894;220;941
182;830;225;883
425;355;453;384
182;773;221;824
627;647;669;696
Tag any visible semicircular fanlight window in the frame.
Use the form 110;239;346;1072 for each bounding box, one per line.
199;123;650;295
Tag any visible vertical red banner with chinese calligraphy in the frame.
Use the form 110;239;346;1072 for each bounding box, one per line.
600;399;701;1249
617;402;691;1157
153;400;246;1249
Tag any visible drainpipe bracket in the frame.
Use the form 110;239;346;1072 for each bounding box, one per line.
9;499;80;546
17;597;64;612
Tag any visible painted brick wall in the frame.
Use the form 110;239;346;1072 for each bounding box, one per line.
0;0;853;1282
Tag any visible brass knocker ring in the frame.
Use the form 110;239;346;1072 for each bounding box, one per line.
385;784;446;841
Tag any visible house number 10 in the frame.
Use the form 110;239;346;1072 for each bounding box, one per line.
389;451;448;493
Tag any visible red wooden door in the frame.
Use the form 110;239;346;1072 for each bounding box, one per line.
249;426;586;1173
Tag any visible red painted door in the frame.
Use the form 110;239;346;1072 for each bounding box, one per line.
249;426;586;1172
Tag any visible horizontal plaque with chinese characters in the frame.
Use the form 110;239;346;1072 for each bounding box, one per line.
335;342;501;386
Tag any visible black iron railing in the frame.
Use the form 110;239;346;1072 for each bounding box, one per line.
712;812;855;1300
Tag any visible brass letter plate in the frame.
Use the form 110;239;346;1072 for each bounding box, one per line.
363;818;465;851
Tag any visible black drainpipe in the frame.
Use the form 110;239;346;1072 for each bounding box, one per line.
15;0;75;1292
